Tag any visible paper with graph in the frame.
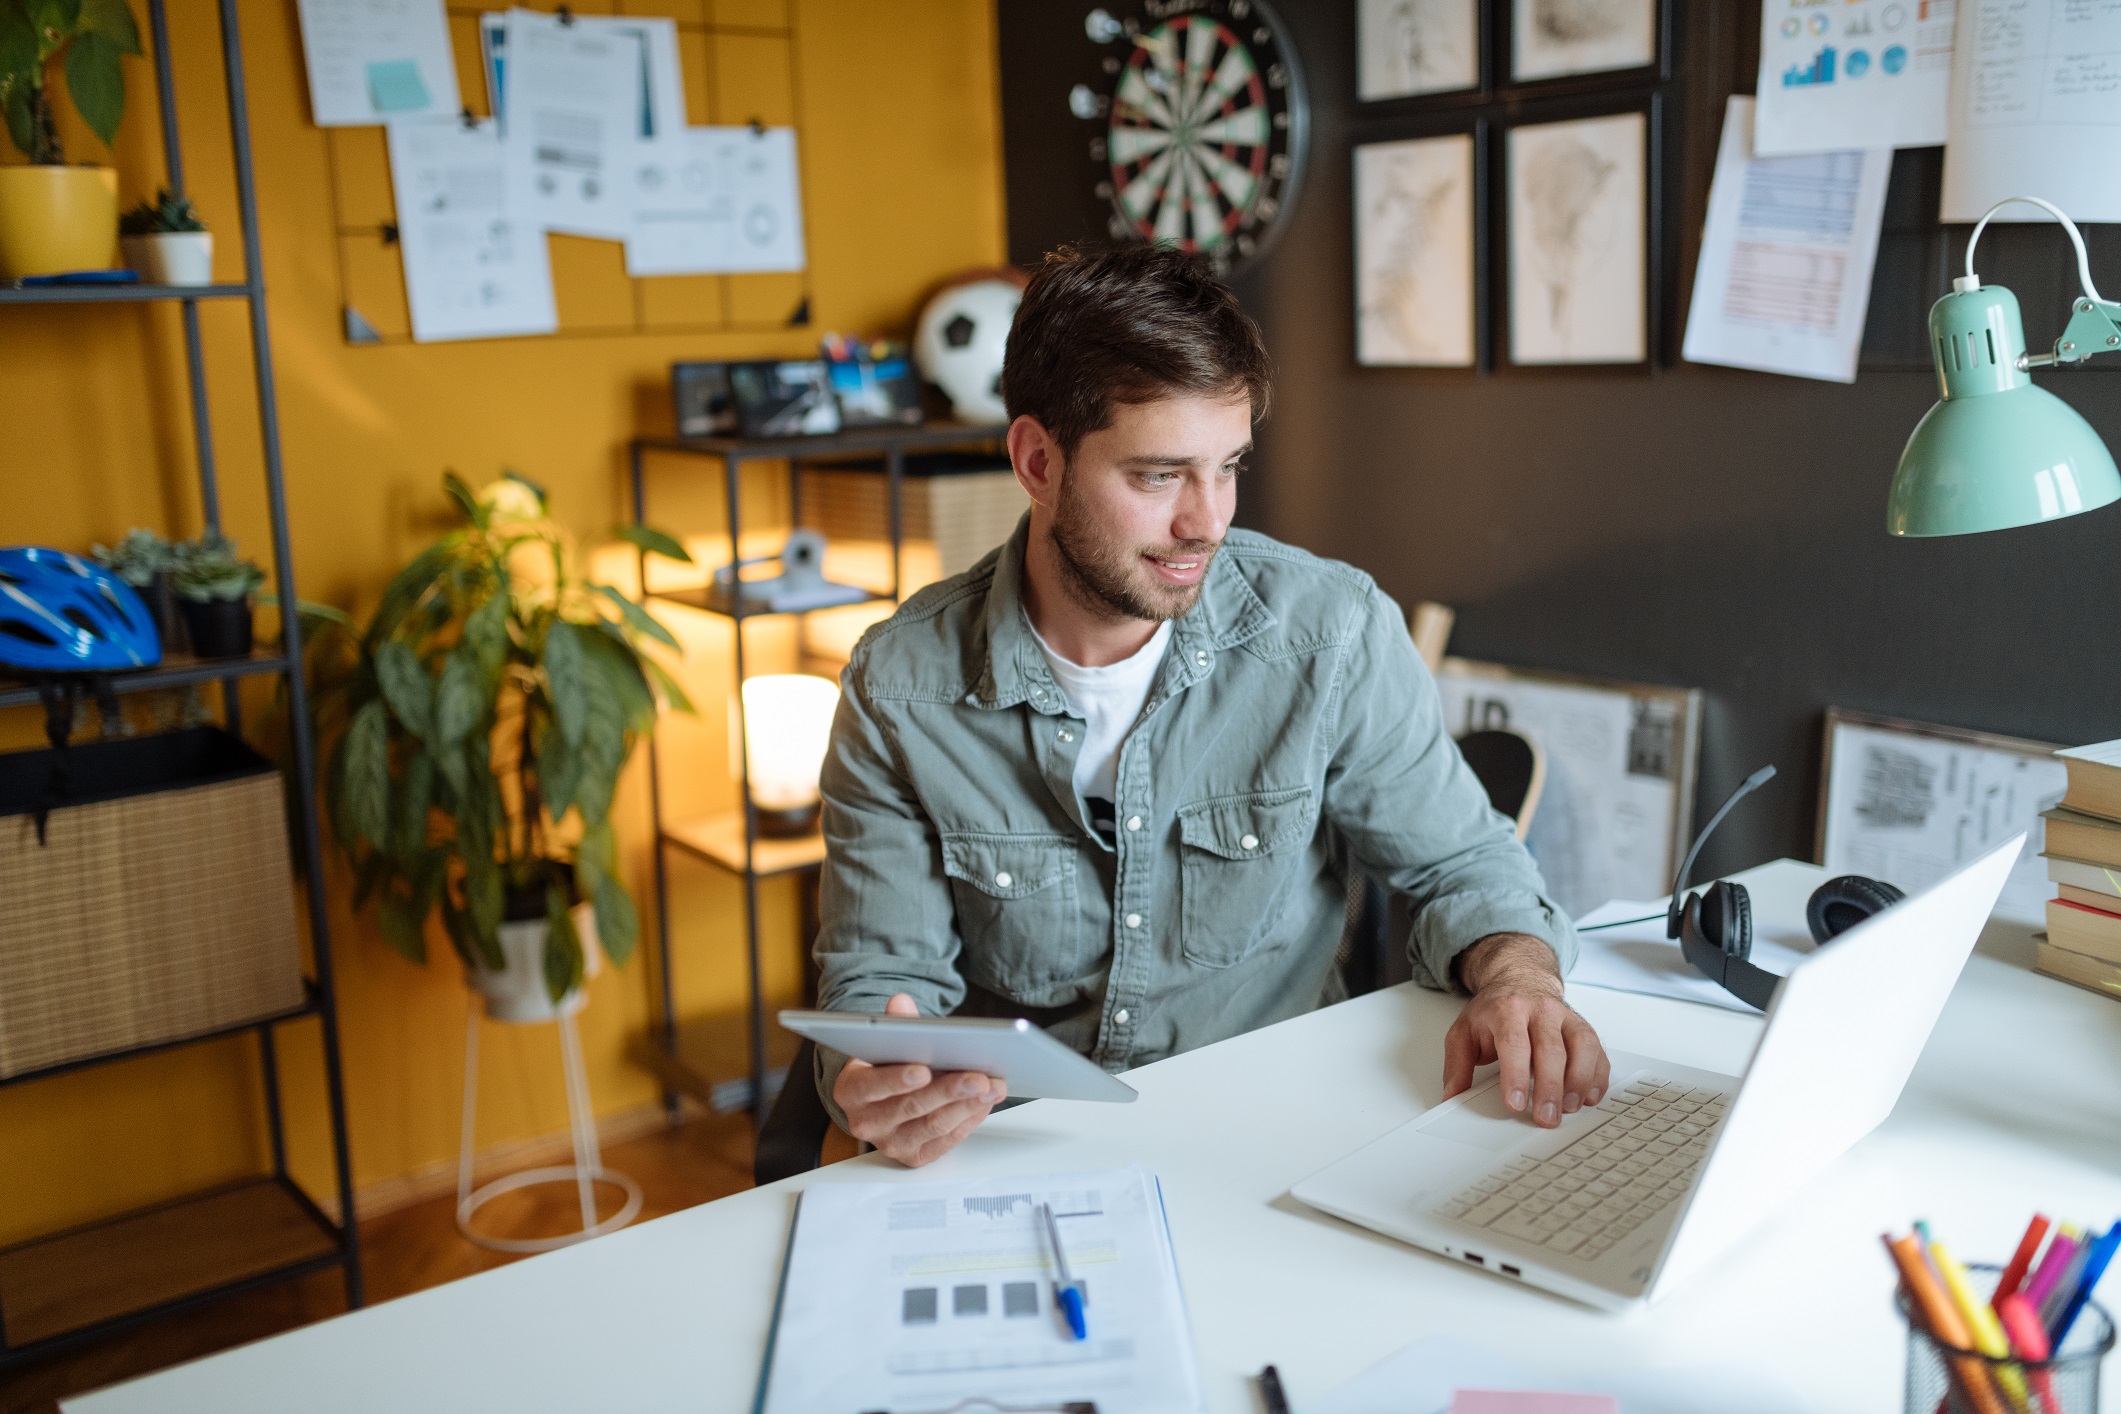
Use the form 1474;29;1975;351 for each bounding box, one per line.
759;1167;1204;1414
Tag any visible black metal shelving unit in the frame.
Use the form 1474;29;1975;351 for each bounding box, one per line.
629;422;1006;1120
0;0;361;1366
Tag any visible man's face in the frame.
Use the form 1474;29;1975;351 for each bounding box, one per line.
1046;393;1251;623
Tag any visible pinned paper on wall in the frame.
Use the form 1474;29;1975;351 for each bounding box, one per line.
500;11;645;241
385;116;556;343
625;127;807;276
295;0;459;127
1942;0;2121;222
1683;97;1891;384
481;10;687;143
1753;0;1955;156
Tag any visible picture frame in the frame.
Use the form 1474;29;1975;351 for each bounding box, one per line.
1357;0;1487;105
1506;0;1661;87
1816;708;2066;924
1354;127;1485;369
1502;103;1653;368
1434;657;1700;917
727;360;842;439
672;361;738;439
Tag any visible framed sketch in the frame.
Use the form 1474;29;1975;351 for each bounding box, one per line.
1817;708;2066;925
1359;0;1482;103
1435;658;1700;917
1505;108;1648;366
1355;131;1479;368
1510;0;1658;84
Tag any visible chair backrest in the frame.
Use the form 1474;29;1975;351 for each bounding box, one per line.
1455;728;1546;841
753;1038;833;1187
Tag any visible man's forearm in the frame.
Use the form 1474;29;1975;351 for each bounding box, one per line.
1453;930;1564;996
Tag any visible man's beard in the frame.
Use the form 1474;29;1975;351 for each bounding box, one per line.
1047;467;1221;623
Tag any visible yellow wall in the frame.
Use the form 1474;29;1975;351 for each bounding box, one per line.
0;0;1004;1245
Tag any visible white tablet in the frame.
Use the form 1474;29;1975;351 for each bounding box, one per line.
777;1010;1138;1103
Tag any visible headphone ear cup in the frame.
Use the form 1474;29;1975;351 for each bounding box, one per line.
1700;880;1751;960
1806;875;1906;944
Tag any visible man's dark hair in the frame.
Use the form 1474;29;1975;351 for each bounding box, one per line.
1000;244;1271;455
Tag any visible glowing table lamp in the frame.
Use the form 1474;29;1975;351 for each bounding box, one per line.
739;674;841;836
1889;197;2121;536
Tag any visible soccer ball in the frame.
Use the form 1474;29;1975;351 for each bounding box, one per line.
913;277;1021;426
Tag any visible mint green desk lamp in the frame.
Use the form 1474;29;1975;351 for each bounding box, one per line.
1889;197;2121;536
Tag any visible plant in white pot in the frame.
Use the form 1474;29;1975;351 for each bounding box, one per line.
306;471;693;1021
118;186;208;285
0;0;142;278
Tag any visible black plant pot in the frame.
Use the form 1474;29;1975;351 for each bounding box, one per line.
179;596;253;660
140;571;188;655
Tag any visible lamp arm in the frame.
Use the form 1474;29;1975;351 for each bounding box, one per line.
1960;197;2121;370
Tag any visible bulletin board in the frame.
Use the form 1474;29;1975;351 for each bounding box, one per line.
327;0;814;345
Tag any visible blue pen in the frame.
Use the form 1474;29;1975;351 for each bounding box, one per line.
1038;1201;1088;1342
2049;1221;2120;1348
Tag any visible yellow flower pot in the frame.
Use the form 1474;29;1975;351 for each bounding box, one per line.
0;166;119;278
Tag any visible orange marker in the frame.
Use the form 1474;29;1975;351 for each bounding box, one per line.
1887;1233;2007;1414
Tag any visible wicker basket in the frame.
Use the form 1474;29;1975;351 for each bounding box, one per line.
0;728;306;1080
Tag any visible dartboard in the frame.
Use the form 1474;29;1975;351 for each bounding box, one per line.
1072;1;1308;275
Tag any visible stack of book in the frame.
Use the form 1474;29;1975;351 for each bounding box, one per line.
2039;740;2121;1000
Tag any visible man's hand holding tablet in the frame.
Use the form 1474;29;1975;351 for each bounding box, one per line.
830;994;1008;1167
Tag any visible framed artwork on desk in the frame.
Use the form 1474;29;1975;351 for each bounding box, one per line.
1502;103;1653;368
1354;127;1484;369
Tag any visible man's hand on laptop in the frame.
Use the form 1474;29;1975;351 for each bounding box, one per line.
833;993;1008;1167
1442;932;1609;1129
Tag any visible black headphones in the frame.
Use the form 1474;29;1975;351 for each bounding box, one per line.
1668;765;1906;1010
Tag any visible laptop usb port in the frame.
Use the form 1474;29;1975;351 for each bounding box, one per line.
1500;1264;1522;1277
1464;1252;1485;1266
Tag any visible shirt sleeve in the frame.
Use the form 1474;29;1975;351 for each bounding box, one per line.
1320;585;1578;992
810;655;969;1130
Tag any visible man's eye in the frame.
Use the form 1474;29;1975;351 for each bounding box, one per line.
1142;472;1178;487
1224;461;1246;476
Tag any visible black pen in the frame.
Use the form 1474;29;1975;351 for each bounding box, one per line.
1258;1364;1290;1414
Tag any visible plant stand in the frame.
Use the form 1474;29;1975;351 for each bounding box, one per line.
454;1004;642;1255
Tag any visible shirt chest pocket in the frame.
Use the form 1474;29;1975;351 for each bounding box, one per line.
1176;787;1316;968
940;831;1084;1003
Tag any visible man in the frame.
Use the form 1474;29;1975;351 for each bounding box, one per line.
814;244;1608;1167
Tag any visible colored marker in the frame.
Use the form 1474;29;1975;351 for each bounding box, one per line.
2024;1231;2082;1313
1995;1216;2053;1306
2041;1243;2093;1330
1933;1240;2034;1414
2049;1222;2119;1349
1887;1233;2007;1414
1996;1294;2060;1414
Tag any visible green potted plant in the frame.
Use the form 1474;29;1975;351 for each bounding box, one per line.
0;0;143;278
305;471;694;1017
171;529;265;660
118;186;207;285
90;526;182;649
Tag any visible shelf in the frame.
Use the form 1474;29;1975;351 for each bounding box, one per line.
0;1176;341;1350
0;649;290;709
0;985;320;1089
644;586;894;622
637;1012;806;1113
635;421;1007;459
663;810;826;877
0;281;252;305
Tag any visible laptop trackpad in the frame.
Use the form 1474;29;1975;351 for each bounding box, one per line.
1418;1083;1534;1151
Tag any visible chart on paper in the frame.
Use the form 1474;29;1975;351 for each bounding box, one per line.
760;1168;1204;1414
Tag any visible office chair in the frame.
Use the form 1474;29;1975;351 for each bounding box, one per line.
1456;728;1546;840
755;1039;832;1187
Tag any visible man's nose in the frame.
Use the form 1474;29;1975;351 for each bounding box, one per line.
1171;477;1227;546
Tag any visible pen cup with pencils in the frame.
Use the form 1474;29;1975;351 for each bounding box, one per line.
1899;1264;2113;1414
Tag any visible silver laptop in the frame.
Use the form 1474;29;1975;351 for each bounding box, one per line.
1291;836;2021;1311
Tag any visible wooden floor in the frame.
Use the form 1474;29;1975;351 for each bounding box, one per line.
0;1109;858;1414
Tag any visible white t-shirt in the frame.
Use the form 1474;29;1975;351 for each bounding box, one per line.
1028;618;1173;816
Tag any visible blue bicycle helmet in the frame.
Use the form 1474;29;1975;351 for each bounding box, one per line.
0;547;161;672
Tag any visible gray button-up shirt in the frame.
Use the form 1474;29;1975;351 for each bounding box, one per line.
812;517;1574;1124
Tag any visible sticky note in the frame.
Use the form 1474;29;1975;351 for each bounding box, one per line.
366;59;431;115
1450;1392;1619;1414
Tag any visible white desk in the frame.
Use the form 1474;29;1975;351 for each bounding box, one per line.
70;862;2121;1413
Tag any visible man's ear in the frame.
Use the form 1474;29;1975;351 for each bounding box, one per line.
1007;415;1061;512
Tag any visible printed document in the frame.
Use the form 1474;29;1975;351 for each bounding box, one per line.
1683;97;1891;384
1942;0;2121;221
624;126;807;276
481;11;686;142
385;116;556;342
758;1168;1204;1414
1754;0;1955;155
294;0;459;127
1311;1334;1815;1414
501;10;643;241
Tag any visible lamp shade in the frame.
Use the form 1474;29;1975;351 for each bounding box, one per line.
1888;283;2121;536
739;674;840;815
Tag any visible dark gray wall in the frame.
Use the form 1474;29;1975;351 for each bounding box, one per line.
998;1;2121;879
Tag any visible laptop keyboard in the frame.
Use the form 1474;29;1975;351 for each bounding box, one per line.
1434;1076;1730;1262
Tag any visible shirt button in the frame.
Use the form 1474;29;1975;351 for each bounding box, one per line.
1241;833;1259;850
1194;650;1209;665
1057;728;1074;742
994;871;1012;888
1125;912;1142;928
1125;816;1142;832
1114;1008;1131;1025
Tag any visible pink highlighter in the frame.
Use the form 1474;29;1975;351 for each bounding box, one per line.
1996;1293;2060;1414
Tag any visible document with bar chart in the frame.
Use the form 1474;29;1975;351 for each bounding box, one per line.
758;1167;1204;1414
1683;97;1891;384
1753;0;1957;155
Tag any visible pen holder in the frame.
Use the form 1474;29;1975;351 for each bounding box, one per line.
1899;1264;2114;1414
